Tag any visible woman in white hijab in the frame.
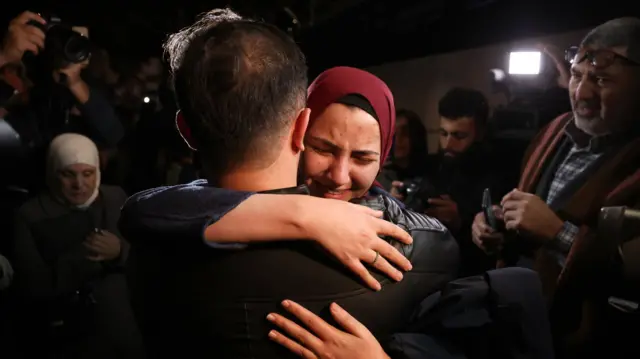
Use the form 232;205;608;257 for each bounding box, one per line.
47;132;102;208
11;133;144;358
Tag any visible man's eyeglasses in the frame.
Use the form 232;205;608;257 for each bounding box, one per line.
565;46;640;68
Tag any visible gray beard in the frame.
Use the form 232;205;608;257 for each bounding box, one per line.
573;113;610;137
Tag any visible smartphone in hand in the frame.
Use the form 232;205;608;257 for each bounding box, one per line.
482;188;499;230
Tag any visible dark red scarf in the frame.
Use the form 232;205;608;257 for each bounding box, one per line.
307;66;396;189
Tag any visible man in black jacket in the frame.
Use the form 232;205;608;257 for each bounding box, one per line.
122;9;458;359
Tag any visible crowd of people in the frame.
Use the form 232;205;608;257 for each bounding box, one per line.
1;7;639;359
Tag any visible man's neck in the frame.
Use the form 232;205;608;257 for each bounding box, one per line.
213;163;299;192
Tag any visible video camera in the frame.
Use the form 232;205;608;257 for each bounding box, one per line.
26;14;91;71
488;50;555;140
399;177;442;212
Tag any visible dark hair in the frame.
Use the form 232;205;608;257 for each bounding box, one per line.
438;87;489;127
164;8;308;176
395;109;428;166
336;94;378;120
581;17;640;63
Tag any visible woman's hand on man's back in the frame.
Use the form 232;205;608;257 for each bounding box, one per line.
268;300;390;359
300;197;413;291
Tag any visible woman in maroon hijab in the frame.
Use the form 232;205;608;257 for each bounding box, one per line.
302;66;396;201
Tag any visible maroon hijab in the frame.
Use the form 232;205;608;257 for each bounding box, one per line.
307;67;396;189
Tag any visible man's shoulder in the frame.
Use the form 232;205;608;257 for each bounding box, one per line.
125;180;210;204
119;180;255;241
359;194;447;233
535;112;573;142
521;112;573;169
123;180;251;216
360;194;459;275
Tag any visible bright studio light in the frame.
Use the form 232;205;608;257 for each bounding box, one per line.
508;51;541;75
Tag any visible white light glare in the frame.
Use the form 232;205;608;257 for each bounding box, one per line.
508;51;541;75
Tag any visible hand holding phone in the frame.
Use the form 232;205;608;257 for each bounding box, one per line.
482;188;503;231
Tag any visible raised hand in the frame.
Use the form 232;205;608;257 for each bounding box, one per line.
1;12;46;66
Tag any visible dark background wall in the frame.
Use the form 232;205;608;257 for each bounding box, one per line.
2;0;636;74
365;28;586;151
1;0;636;151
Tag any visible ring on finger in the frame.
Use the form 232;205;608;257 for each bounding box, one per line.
371;251;380;265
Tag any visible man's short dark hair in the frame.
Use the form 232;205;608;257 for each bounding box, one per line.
438;87;489;127
164;8;308;176
581;17;640;63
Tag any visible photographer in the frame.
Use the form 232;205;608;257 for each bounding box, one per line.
392;88;511;276
1;11;123;190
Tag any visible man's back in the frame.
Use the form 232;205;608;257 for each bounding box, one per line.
126;193;459;358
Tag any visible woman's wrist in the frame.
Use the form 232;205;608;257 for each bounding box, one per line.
288;195;324;242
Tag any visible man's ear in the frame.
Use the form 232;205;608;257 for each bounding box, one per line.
291;108;311;152
175;110;198;151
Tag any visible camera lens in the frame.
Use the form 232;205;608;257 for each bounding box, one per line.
64;35;91;63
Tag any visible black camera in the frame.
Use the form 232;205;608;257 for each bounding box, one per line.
27;14;91;70
399;177;441;212
398;179;420;198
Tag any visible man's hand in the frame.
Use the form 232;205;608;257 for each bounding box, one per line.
55;62;86;87
471;208;504;254
302;199;413;291
537;42;570;88
84;230;121;261
389;181;405;201
267;300;390;359
54;62;90;104
0;12;46;67
425;194;461;231
501;189;564;242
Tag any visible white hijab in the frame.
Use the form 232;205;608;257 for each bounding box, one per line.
47;133;101;209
